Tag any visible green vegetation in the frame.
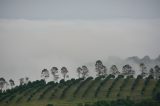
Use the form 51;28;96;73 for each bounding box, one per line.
1;61;160;106
117;76;131;97
73;77;92;97
60;78;82;99
131;75;143;91
141;75;153;95
82;76;103;98
0;75;159;106
89;99;160;106
95;75;114;98
106;75;124;97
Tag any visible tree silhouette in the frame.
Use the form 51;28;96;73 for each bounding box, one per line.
95;60;107;76
140;63;148;78
61;67;68;80
25;77;29;84
51;67;59;82
102;66;107;76
9;79;15;89
149;68;154;78
19;78;25;85
154;65;160;79
5;81;9;89
122;64;135;77
41;69;49;82
0;78;6;91
77;67;82;78
110;65;120;76
82;66;89;78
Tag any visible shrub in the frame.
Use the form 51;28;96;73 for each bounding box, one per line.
92;99;134;106
46;104;54;106
92;100;110;106
60;79;65;84
118;75;124;79
84;104;91;106
77;103;83;106
110;99;134;106
135;100;160;106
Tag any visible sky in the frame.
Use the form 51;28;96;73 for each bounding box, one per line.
0;0;160;84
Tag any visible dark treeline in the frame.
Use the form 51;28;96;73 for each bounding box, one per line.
0;60;160;92
0;74;160;105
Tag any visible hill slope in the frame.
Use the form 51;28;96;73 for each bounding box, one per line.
0;76;159;106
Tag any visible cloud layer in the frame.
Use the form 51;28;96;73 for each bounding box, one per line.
0;19;160;84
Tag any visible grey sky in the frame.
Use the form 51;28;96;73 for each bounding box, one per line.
0;0;160;19
0;0;160;84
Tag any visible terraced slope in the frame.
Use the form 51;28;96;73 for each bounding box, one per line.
75;80;92;98
31;84;51;101
118;78;135;99
131;79;144;101
63;81;81;99
97;79;113;98
83;79;102;98
143;79;156;99
0;76;159;106
108;78;123;99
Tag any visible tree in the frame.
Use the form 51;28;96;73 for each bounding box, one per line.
19;78;25;85
25;77;29;84
82;66;89;78
19;77;29;85
41;69;49;82
9;79;15;89
110;65;120;76
5;81;9;90
51;67;59;82
149;68;154;78
77;67;82;78
103;66;107;76
154;65;160;79
122;64;135;77
0;78;6;91
61;67;68;80
140;63;148;78
95;60;107;76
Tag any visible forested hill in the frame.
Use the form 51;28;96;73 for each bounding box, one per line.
0;75;160;106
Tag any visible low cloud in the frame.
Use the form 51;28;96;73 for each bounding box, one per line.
0;19;160;84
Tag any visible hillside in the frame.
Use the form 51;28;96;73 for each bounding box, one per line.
0;75;159;106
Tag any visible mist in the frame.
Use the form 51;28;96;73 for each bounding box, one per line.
0;19;160;84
